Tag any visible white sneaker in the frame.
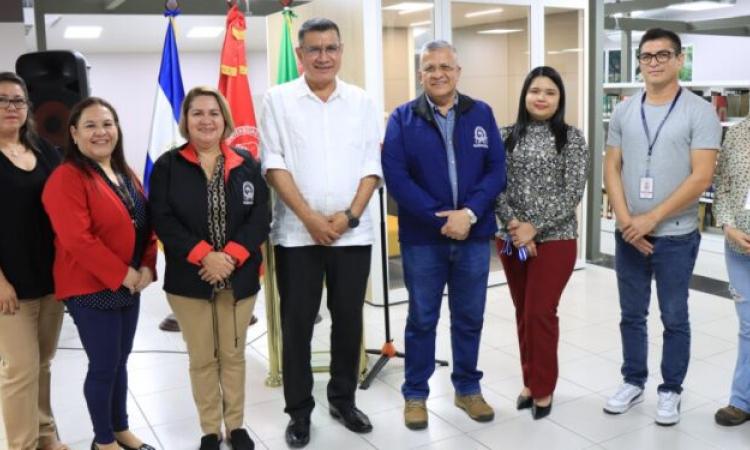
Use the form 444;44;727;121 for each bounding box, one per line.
603;383;644;414
655;391;681;426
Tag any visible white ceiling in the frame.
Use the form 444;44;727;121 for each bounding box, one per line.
25;11;268;54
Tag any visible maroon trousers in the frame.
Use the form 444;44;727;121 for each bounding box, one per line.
497;238;577;399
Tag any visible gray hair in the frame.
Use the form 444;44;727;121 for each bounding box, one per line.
419;40;459;62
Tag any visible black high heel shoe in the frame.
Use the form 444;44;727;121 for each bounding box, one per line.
516;395;533;410
531;397;553;420
116;440;156;450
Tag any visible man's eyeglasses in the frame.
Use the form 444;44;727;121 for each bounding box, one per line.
638;50;678;65
301;44;341;57
0;97;28;109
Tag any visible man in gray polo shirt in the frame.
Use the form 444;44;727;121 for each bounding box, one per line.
603;28;721;426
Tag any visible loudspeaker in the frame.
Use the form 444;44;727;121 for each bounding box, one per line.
15;51;90;148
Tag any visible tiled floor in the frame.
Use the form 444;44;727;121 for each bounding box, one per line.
1;263;748;450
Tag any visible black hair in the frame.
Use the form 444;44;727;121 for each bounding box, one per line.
297;17;340;44
65;96;135;182
505;66;568;154
0;71;42;153
638;28;682;54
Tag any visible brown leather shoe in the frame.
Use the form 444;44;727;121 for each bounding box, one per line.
715;405;750;426
404;399;428;430
159;313;180;332
455;394;495;422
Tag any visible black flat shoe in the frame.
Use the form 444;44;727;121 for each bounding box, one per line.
532;399;553;420
285;417;311;448
229;428;255;450
199;434;221;450
116;440;156;450
330;404;373;433
516;395;533;410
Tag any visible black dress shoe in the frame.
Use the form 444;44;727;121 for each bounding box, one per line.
531;399;553;420
516;395;533;410
116;440;156;450
229;428;255;450
199;433;221;450
330;404;373;433
285;417;310;448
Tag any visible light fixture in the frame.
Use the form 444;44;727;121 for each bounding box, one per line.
409;20;431;27
477;28;523;35
382;2;434;15
666;0;735;11
186;26;224;39
63;26;102;39
465;8;503;18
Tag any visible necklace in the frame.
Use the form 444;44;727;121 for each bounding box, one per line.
2;143;26;158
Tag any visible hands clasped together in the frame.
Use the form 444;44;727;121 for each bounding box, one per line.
121;266;155;294
506;218;538;258
303;211;351;246
618;213;658;256
0;279;19;315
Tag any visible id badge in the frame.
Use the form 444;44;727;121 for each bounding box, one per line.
744;188;750;210
639;177;654;200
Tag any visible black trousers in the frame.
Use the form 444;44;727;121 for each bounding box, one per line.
275;244;372;419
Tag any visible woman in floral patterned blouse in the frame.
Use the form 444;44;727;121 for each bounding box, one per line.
713;115;750;427
495;66;590;420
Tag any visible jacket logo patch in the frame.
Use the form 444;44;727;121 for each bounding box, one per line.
473;126;489;149
242;181;255;205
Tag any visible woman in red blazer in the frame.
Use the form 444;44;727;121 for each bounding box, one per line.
42;97;157;450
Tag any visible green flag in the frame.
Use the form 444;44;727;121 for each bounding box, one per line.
276;8;299;84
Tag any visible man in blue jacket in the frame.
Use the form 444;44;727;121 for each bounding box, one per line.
382;40;506;430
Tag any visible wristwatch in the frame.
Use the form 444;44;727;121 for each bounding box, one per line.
464;207;477;225
345;208;360;229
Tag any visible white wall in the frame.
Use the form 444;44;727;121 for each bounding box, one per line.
0;23;26;71
84;50;268;179
604;33;750;83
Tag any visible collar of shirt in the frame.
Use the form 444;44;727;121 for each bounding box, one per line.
425;92;459;117
294;76;346;102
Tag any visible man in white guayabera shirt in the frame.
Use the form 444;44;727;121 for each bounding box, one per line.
260;17;381;449
603;28;721;426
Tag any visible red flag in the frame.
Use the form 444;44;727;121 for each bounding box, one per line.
219;4;260;158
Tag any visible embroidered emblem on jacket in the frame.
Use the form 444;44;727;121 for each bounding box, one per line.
474;126;489;149
242;181;255;205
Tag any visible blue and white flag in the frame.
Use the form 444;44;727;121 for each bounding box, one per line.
143;7;185;194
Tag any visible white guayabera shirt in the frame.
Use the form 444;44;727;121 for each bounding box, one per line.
260;76;382;247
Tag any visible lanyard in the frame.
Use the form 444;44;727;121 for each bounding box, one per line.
640;88;682;175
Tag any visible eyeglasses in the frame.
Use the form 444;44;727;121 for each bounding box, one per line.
421;64;458;75
0;97;28;109
301;44;341;57
638;50;678;65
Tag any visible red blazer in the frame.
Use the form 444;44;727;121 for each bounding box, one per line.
42;163;158;300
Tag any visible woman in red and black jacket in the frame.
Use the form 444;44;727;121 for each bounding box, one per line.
148;86;270;450
42;97;157;450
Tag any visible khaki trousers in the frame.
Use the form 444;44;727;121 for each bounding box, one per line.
0;294;64;450
167;290;256;435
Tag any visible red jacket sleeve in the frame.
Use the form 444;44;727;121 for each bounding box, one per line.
42;166;129;291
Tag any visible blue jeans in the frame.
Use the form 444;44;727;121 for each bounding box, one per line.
615;230;700;394
66;300;139;444
401;239;490;399
726;243;750;412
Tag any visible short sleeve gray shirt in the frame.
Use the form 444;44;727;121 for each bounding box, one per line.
606;88;722;236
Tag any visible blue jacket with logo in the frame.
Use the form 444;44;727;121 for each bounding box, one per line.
382;93;506;245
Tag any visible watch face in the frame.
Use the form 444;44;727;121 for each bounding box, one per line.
349;217;360;228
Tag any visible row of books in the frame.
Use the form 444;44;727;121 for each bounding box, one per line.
602;89;749;122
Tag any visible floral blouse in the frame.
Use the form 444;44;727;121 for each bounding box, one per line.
495;122;590;242
714;116;750;254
